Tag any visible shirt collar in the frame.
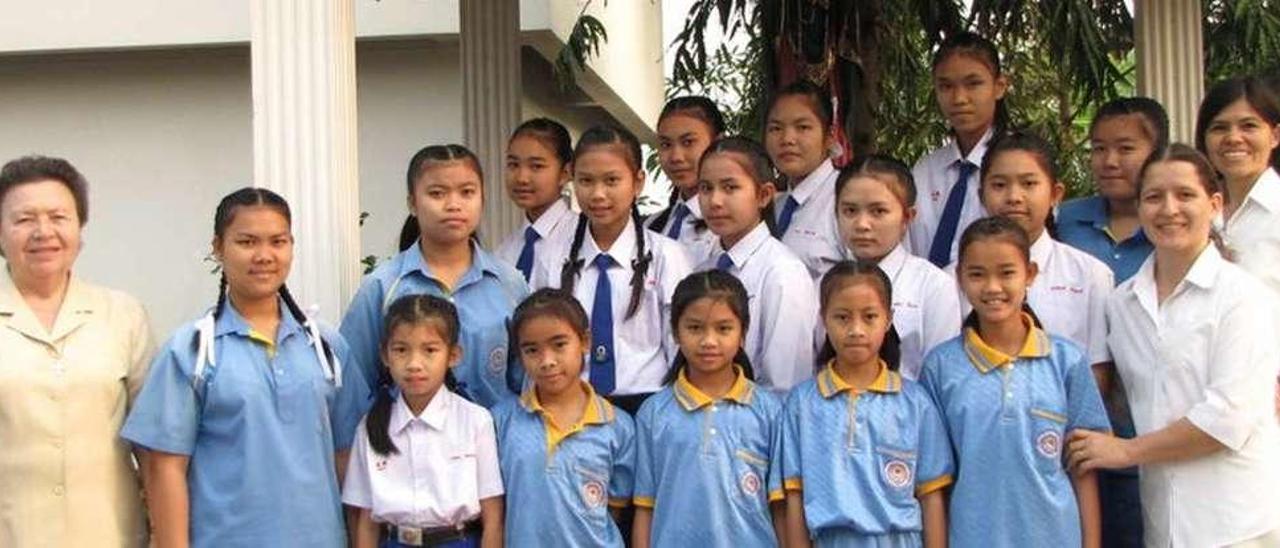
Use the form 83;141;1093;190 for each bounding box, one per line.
391;388;452;434
213;296;304;344
1181;243;1224;290
673;366;754;411
722;222;772;267
815;359;901;398
945;127;995;165
1241;167;1280;213
1030;230;1054;267
681;194;705;220
788;159;836;205
582;216;639;271
529;198;573;238
519;381;615;427
962;313;1051;374
0;269;96;343
398;239;502;285
1071;196;1149;243
877;244;908;277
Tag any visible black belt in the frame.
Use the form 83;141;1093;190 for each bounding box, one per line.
382;520;481;546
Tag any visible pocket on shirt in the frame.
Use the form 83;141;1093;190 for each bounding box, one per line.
729;447;770;512
1029;407;1067;476
571;464;611;526
873;445;918;502
449;444;481;503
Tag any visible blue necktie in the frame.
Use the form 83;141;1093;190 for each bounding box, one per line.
589;254;616;395
666;203;690;239
515;226;539;281
716;253;734;271
928;161;978;267
775;195;800;236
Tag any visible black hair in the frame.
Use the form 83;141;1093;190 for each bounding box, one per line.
699;136;779;235
562;125;652;320
979;130;1061;239
510;117;573;168
662;270;755;385
366;294;464;456
815;260;902;371
932;31;1011;135
0;155;89;226
398;144;485;252
768;79;834;130
955;216;1045;329
834;154;919;209
510;287;591;348
1090;97;1171;152
650;96;727;233
1136;143;1234;261
1195;76;1280;170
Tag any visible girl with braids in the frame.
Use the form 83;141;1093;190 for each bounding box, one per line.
344;295;504;548
122;187;369;548
341;144;528;408
496;118;578;281
530;124;693;415
646;95;725;262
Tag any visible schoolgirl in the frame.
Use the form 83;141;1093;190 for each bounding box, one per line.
529;124;694;415
1067;144;1280;548
344;294;504;548
908;31;1009;267
121;188;369;547
491;288;636;547
631;270;783;548
776;260;952;547
340;144;528;408
764;80;845;278
496;118;579;281
696;135;817;391
1058;97;1168;283
647;95;724;262
920;216;1108;547
835;155;961;380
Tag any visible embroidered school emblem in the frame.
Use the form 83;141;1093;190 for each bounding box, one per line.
883;460;913;488
1036;430;1062;458
739;469;762;496
488;346;506;374
581;479;606;508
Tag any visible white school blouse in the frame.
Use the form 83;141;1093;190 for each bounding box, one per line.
906;130;993;263
700;222;817;391
875;244;961;381
496;198;579;271
343;390;504;528
1107;246;1280;548
776;158;843;279
644;194;718;265
1220;167;1280;300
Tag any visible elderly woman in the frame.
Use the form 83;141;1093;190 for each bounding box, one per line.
0;155;152;546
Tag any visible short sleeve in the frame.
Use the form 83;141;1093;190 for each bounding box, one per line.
122;296;156;403
1085;263;1115;365
326;329;372;450
756;263;818;390
120;335;200;455
918;271;962;373
912;388;955;496
608;411;637;508
1065;349;1111;434
1186;293;1279;451
775;391;804;494
341;420;374;509
657;242;695;366
631;404;657;508
339;276;387;392
475;410;505;499
764;396;788;502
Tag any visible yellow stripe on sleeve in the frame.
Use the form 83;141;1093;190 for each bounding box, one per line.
915;474;954;496
632;496;655;509
767;488;786;502
783;477;803;492
608;497;630;509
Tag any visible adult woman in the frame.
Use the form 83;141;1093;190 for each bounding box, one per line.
0;155;153;546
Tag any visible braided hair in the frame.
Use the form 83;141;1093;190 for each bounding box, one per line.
662;270;756;385
815;260;902;371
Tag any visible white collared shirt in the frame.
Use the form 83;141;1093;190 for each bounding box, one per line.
875;244;961;380
1107;246;1280;548
1221;167;1280;300
776;158;843;279
343;390;504;528
531;216;694;395
496;198;579;271
645;195;718;264
700;222;817;391
907;130;994;263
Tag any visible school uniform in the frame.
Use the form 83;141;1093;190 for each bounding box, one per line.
121;300;370;548
530;216;694;400
646;194;719;264
341;242;528;408
1220;167;1280;299
907;130;993;266
633;368;783;548
492;382;635;547
343;388;502;548
775;158;844;278
919;315;1110;548
1057;195;1153;283
700;222;818;391
496;197;579;281
871;244;961;381
1108;246;1280;548
773;361;953;547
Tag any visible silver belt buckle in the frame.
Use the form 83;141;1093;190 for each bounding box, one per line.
396;525;424;546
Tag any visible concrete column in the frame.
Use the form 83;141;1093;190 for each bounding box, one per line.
461;0;523;247
250;0;361;322
1135;0;1204;143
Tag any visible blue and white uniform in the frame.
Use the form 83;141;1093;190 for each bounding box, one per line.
646;194;719;264
776;158;844;279
496;197;579;279
866;244;961;381
907;130;994;265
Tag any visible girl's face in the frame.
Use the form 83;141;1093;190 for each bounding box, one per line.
698;153;774;248
0;180;82;284
981;150;1064;241
516;315;588;398
574;148;643;233
958;239;1037;326
409;161;483;246
932;53;1007;137
675;297;744;378
1138;160;1223;255
658;113;717;196
1090;115;1157;202
765;95;832;179
822;281;891;369
505;135;569;217
837;176;912;260
1203;98;1280;184
382;320;460;405
213;205;293;303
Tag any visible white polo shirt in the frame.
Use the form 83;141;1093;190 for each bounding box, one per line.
645;195;718;265
907;130;993;263
874;244;961;380
343;390;504;528
1107;246;1280;548
776;158;843;279
496;198;579;273
1221;167;1280;301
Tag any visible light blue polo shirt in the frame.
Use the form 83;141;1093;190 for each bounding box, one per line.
1057;195;1152;283
633;368;783;548
121;300;370;548
773;361;953;547
919;316;1109;548
340;241;528;408
492;382;635;547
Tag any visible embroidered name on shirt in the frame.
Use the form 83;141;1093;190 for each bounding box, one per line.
1047;285;1086;294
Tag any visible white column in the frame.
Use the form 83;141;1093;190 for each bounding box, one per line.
1135;0;1204;143
250;0;361;323
461;0;523;247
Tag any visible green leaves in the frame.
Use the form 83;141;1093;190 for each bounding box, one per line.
553;3;609;90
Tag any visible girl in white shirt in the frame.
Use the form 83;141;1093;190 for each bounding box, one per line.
647;96;724;263
835;154;961;380
1067;144;1280;548
497;118;578;282
344;294;504;548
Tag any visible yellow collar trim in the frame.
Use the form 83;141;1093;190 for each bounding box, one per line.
247;329;277;358
520;381;614;452
673;366;753;411
816;360;900;398
962;313;1050;374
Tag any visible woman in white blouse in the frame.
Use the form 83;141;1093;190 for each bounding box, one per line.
1067;144;1280;548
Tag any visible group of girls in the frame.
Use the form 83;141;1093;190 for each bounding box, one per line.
110;27;1280;548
